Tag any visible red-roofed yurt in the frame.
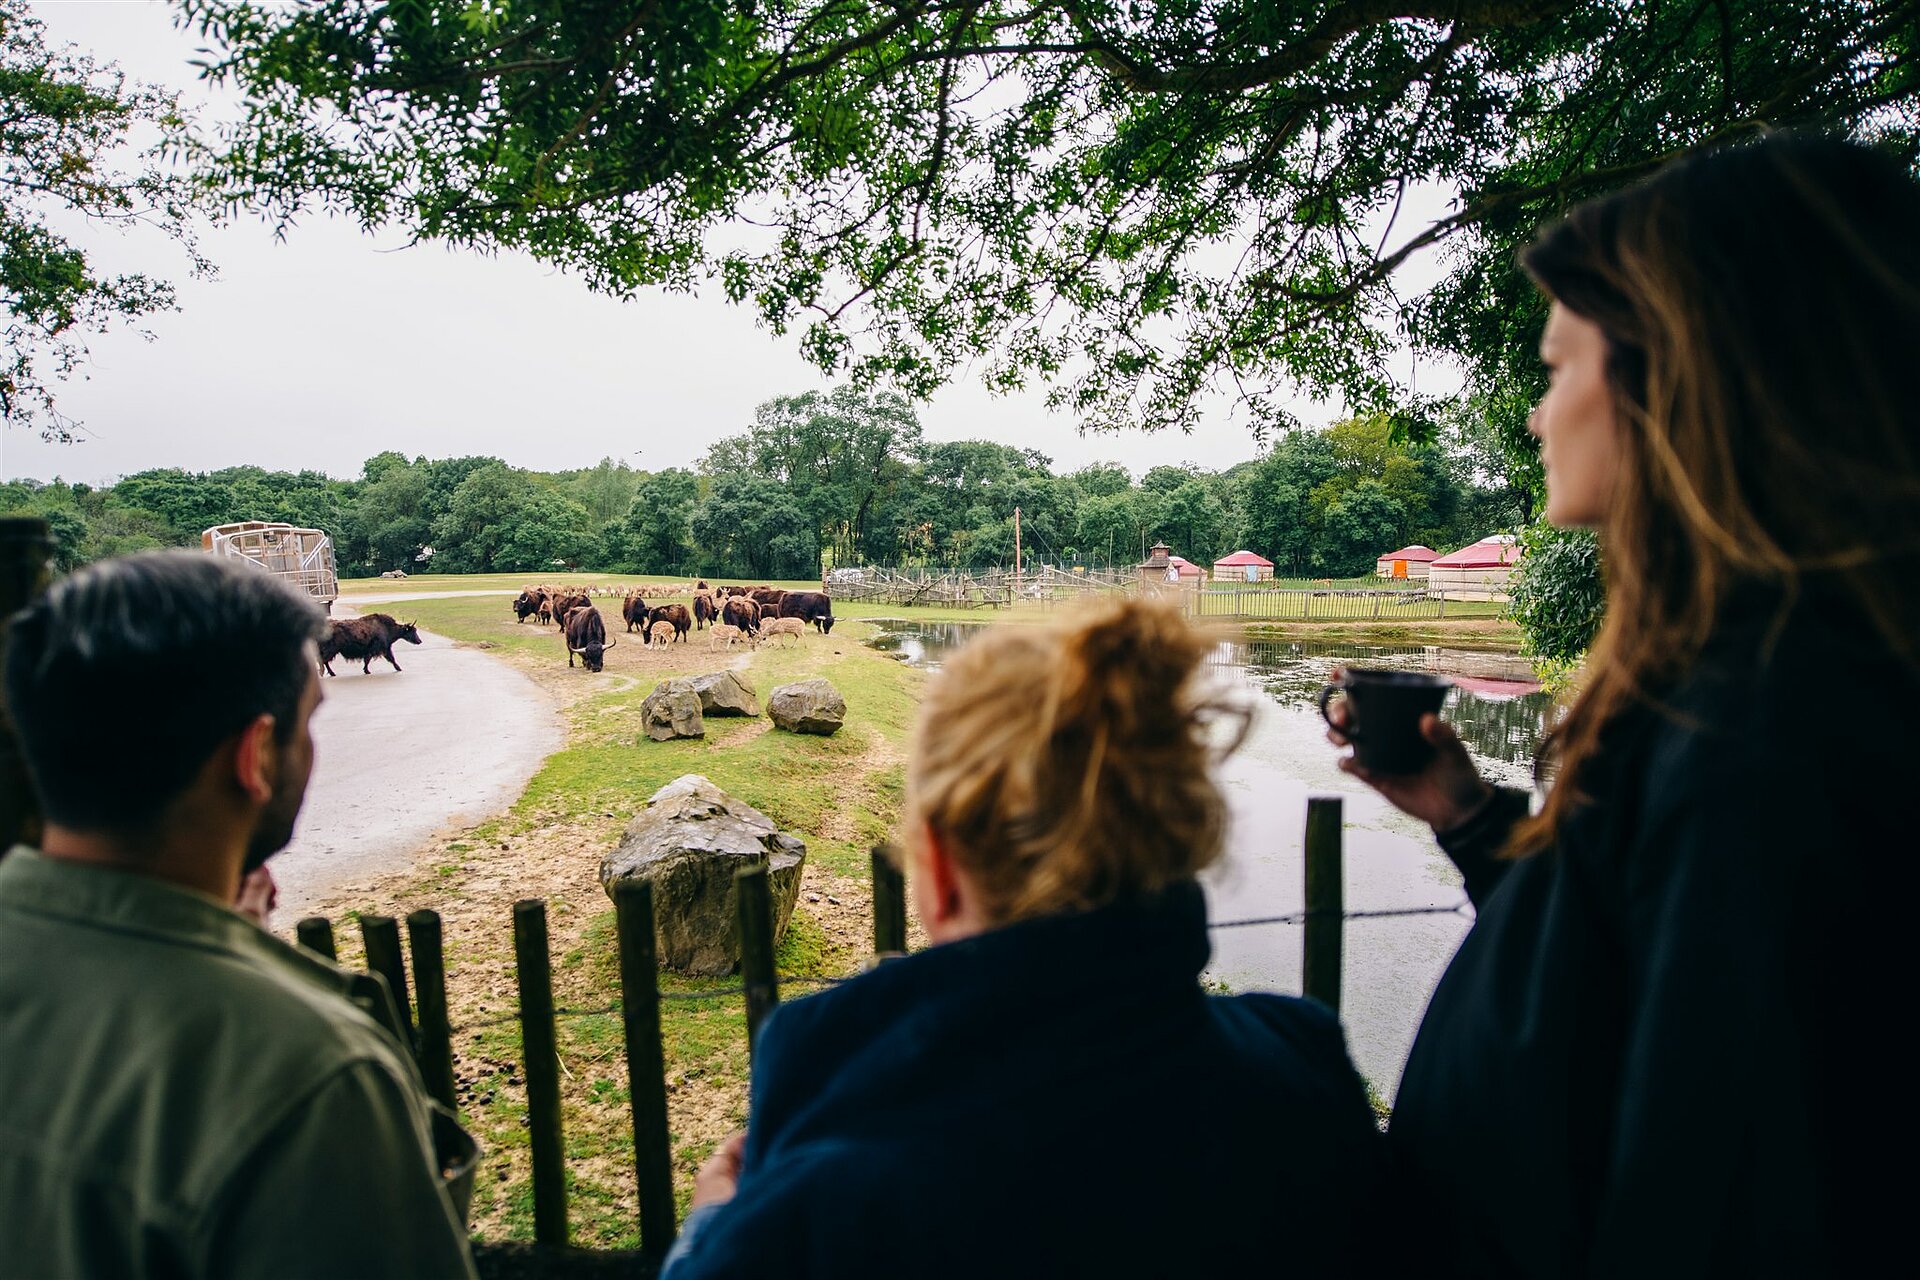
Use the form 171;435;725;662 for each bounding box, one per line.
1428;535;1523;600
1375;544;1440;580
1211;550;1275;583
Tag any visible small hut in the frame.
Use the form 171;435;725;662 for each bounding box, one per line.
1136;541;1174;589
1211;550;1275;583
1375;545;1440;580
201;521;339;611
1165;555;1208;584
1428;535;1522;600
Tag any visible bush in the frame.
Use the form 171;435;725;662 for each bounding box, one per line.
1507;522;1604;666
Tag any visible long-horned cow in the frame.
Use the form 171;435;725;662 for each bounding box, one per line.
320;614;422;676
776;591;836;635
512;589;542;624
565;605;616;671
692;590;716;630
622;592;651;633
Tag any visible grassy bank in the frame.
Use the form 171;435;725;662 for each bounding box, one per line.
298;595;925;1248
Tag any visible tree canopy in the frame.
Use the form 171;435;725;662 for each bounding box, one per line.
184;0;1920;447
1;1;207;438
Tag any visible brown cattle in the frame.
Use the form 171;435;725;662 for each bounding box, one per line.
776;591;836;635
720;596;760;635
622;593;651;632
321;614;422;676
644;603;692;643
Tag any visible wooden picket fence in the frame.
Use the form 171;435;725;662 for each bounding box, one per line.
299;801;1353;1278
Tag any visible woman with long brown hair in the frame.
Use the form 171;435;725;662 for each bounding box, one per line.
1331;133;1919;1274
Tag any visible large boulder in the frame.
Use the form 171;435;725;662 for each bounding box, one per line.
599;775;806;975
768;678;847;736
687;670;758;717
640;679;705;741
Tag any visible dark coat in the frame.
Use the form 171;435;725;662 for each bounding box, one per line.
776;590;834;634
662;883;1385;1278
1389;590;1916;1277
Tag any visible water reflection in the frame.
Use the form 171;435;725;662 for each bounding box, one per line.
867;621;1552;774
1227;638;1552;771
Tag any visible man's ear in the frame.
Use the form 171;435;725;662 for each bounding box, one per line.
231;713;278;806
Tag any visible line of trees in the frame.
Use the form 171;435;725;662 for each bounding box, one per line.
2;389;1528;583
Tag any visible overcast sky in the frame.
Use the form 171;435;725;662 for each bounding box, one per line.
3;0;1461;488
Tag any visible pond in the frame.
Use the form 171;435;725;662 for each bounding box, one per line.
865;619;1553;1097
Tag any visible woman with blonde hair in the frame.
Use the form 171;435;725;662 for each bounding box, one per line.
1332;133;1920;1275
664;597;1384;1277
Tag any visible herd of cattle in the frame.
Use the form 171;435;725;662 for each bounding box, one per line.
510;582;837;673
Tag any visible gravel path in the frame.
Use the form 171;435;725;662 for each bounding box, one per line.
272;617;563;921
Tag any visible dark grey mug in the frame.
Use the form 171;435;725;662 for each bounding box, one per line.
1318;668;1452;774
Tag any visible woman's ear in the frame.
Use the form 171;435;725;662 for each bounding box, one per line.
910;821;982;944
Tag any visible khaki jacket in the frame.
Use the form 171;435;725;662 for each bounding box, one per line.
0;848;476;1279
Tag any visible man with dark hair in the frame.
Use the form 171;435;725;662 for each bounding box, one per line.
0;552;475;1278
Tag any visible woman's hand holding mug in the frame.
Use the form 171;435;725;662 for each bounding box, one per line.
1322;667;1494;833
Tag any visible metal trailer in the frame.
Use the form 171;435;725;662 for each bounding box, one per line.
200;521;340;612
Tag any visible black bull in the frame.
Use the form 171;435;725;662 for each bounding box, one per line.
777;591;836;635
321;614;422;676
565;606;616;671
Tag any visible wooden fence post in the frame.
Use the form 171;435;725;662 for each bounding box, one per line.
871;846;907;956
360;914;416;1047
407;910;457;1112
736;864;779;1056
513;898;568;1246
295;916;337;961
1303;797;1344;1013
614;882;677;1262
0;516;52;854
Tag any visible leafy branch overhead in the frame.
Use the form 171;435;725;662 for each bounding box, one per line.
0;1;210;439
184;0;1920;436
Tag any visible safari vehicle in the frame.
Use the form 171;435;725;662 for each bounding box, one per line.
201;521;340;613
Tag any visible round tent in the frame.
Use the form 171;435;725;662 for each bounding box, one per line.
1428;535;1522;600
1211;550;1275;583
1375;544;1440;580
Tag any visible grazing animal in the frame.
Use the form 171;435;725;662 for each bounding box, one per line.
692;591;716;630
536;591;554;625
622;593;651;633
749;587;787;610
513;590;542;624
776;590;836;636
564;605;615;671
708;624;743;649
649;619;677;645
720;596;761;635
320;614;422;676
644;603;692;643
760;617;806;646
549;591;590;626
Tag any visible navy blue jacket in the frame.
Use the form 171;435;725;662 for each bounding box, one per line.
663;882;1385;1277
1390;592;1916;1277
